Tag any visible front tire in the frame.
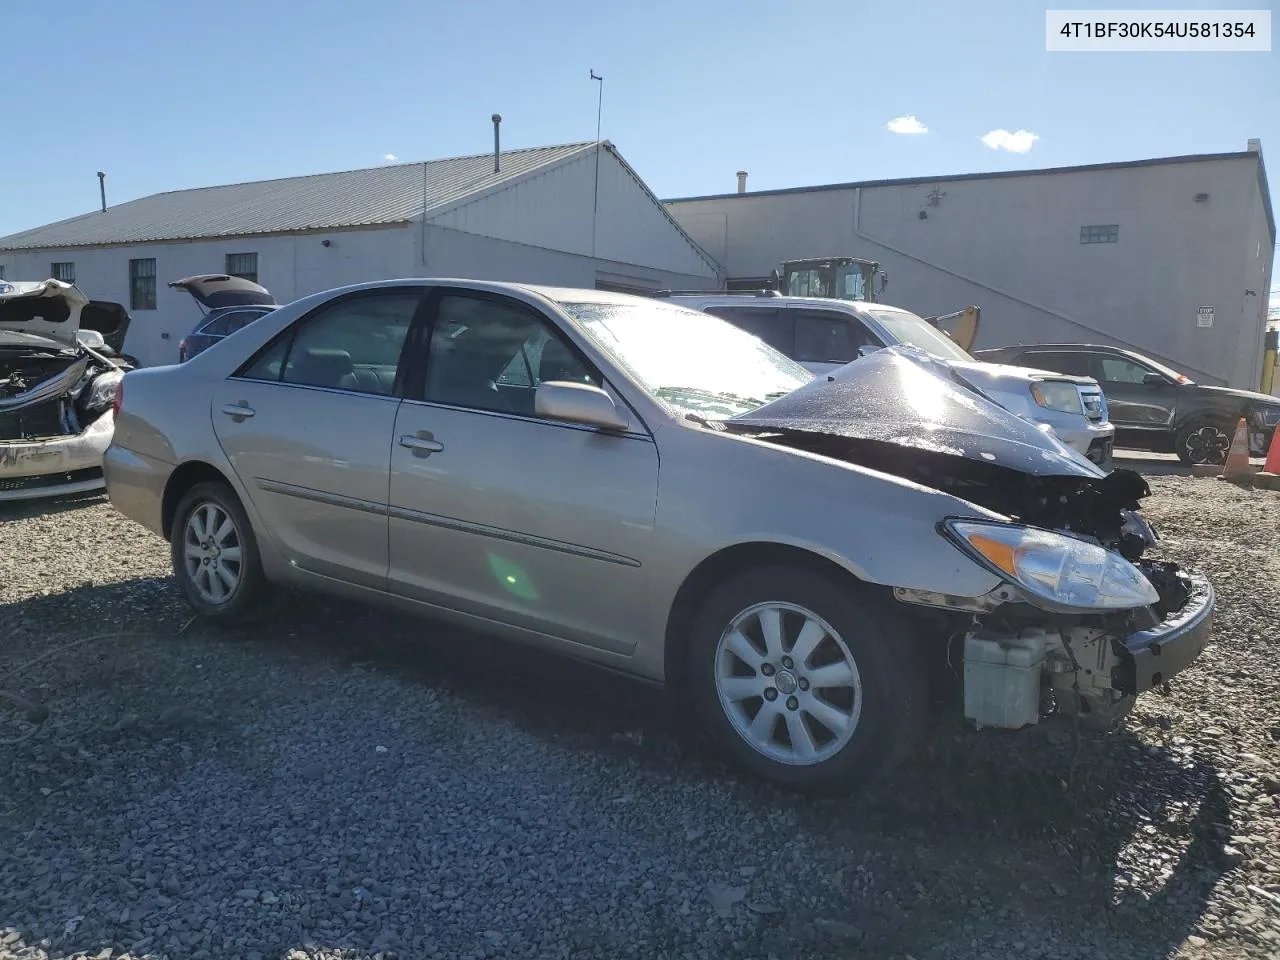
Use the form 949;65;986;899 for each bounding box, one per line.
1175;418;1234;466
687;566;927;793
170;480;268;622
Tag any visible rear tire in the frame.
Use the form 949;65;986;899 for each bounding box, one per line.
1175;418;1234;466
170;480;269;623
686;565;927;794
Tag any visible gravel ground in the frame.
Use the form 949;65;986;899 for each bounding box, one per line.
1;474;1278;960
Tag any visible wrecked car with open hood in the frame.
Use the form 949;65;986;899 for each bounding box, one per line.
103;285;1212;792
723;346;1213;734
1;279;133;501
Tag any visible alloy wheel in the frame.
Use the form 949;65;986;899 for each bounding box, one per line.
714;601;863;766
182;501;244;605
1183;425;1232;465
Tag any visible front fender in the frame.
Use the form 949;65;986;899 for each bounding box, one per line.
648;424;1007;603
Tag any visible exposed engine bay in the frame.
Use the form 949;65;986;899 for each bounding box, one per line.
0;344;121;441
722;348;1214;732
0;280;133;500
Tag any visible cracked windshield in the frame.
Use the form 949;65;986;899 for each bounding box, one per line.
0;2;1275;960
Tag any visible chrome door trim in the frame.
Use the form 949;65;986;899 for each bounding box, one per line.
394;397;654;443
388;504;642;568
255;477;388;517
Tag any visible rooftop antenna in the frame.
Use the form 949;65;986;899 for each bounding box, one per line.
590;69;604;257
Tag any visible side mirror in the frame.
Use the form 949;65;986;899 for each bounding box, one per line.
534;381;629;431
1142;372;1167;386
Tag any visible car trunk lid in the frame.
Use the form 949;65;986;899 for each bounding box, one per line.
168;274;275;313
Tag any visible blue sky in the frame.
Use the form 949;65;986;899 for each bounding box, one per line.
1;0;1275;280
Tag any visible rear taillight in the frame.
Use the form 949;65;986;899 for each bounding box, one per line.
112;378;125;418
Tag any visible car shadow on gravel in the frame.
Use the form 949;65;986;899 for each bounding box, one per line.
0;490;107;523
1;581;1236;960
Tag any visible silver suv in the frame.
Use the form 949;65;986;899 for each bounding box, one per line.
662;292;1115;466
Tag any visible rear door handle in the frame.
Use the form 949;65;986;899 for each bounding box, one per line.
399;433;444;455
221;403;255;420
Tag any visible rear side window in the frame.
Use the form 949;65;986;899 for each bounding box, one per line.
235;290;421;395
702;306;793;355
1022;351;1097;378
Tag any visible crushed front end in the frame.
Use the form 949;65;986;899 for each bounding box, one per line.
723;347;1215;732
0;282;129;501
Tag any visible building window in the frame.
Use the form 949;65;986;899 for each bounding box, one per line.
129;258;157;310
0;265;5;280
51;262;75;283
225;252;258;283
1080;224;1119;244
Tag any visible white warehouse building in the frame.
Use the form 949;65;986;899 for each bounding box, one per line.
666;142;1274;390
0;141;721;367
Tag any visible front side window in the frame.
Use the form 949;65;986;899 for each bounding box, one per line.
237;290;419;394
424;294;598;417
1098;355;1160;384
129;258;157;311
792;310;879;363
558;300;812;420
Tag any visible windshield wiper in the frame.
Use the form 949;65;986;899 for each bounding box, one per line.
655;386;767;407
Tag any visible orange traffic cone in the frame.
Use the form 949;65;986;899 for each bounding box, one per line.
1219;417;1257;484
1256;426;1280;491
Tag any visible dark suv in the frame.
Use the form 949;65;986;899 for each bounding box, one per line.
974;342;1280;465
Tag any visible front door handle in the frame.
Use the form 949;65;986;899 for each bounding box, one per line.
221;403;255;420
399;432;444;456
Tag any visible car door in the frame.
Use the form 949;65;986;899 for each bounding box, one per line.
1089;353;1178;429
787;307;884;375
386;288;659;655
211;287;424;588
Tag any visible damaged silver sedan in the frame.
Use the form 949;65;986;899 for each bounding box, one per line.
1;280;132;501
103;282;1213;791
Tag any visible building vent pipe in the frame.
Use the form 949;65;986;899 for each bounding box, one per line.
97;171;106;212
492;114;502;172
736;170;748;194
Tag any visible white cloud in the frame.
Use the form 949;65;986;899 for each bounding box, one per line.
887;115;928;135
383;153;399;162
980;129;1039;153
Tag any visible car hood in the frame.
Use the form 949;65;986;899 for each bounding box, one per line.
727;347;1105;479
168;274;276;310
1195;383;1280;408
945;357;1098;389
0;280;91;348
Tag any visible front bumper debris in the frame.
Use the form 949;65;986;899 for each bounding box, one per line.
1085;436;1114;468
0;411;113;501
962;569;1215;730
1114;572;1215;694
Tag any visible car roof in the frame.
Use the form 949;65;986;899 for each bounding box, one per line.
663;292;874;308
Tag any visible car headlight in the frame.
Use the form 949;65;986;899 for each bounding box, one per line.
943;519;1159;611
81;369;124;413
1259;406;1280;427
1030;380;1083;415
